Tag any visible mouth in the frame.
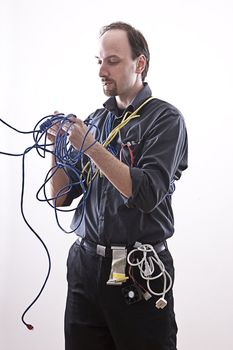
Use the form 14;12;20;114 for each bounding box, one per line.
102;79;113;87
101;79;116;96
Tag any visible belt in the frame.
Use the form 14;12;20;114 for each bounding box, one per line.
76;236;167;258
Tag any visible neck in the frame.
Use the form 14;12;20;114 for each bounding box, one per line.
116;82;144;109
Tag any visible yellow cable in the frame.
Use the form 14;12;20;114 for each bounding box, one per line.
82;97;155;185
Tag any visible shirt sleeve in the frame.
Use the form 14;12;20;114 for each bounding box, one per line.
62;152;90;206
62;112;98;206
124;109;188;213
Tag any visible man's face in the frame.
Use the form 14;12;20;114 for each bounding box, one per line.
97;29;139;98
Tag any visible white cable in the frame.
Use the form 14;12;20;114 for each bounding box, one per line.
127;243;173;299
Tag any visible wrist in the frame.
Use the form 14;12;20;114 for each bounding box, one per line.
85;141;101;159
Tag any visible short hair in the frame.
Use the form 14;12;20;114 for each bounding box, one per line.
99;22;150;82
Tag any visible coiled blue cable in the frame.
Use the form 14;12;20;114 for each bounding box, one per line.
0;113;100;329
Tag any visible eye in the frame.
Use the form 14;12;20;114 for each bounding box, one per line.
108;58;120;65
95;56;120;66
95;56;102;65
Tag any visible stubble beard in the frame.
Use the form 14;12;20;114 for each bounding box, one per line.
102;80;118;97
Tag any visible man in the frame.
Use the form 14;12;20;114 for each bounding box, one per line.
49;22;188;350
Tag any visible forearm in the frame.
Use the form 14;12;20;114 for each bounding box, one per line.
86;142;132;198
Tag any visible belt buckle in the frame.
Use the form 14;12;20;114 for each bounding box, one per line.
96;244;106;257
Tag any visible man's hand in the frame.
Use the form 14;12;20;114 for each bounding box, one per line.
46;110;63;143
62;115;96;154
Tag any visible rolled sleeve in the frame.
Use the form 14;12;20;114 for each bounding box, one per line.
124;111;188;213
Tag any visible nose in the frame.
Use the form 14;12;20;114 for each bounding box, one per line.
98;62;108;78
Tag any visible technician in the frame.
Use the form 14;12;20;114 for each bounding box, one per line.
48;22;188;350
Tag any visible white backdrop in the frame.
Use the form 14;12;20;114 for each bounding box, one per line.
0;0;233;349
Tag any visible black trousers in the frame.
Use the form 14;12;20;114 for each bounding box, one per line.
64;241;178;350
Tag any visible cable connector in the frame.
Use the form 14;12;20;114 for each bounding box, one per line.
155;297;167;309
144;260;152;277
133;241;142;248
143;291;152;301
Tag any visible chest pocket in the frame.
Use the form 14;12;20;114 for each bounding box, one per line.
119;124;143;167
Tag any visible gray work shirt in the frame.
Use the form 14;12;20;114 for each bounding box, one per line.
64;83;188;246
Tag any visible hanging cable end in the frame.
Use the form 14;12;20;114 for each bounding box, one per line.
155;297;167;309
22;315;34;330
25;323;34;330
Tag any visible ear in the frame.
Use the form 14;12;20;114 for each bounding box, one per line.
135;55;146;74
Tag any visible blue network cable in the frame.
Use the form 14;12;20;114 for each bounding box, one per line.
0;113;100;330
